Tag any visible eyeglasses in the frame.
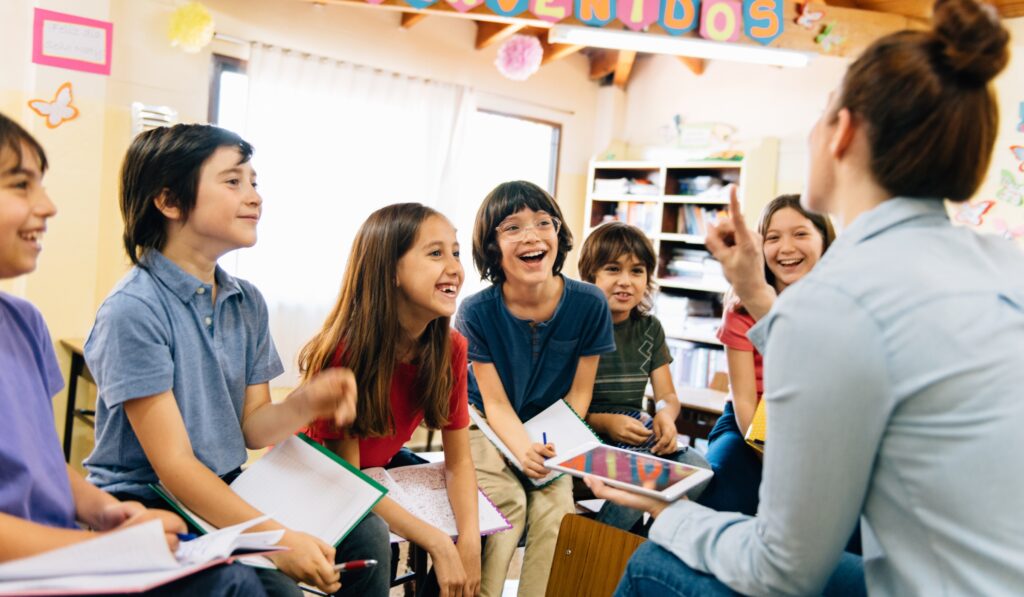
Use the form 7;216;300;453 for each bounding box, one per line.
495;217;562;242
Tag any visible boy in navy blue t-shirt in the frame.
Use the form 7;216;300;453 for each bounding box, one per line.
455;180;615;596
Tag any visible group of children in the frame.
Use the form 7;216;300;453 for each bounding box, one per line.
0;110;737;597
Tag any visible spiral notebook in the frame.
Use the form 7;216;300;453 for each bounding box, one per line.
152;434;387;549
0;517;282;595
363;462;511;543
470;399;602;487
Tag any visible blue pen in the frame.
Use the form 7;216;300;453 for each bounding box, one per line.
542;432;548;445
177;532;198;541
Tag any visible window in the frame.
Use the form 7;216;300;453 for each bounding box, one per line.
452;109;562;298
208;54;248;135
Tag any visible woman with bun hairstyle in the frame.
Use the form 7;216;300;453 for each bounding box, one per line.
589;1;1024;595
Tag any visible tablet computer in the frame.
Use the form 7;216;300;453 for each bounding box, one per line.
545;442;713;502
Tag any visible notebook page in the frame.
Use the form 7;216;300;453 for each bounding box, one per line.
523;400;600;456
0;520;176;581
385;463;511;541
228;435;385;546
0;562;216;595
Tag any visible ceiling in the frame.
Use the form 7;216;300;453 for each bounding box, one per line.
303;0;1021;88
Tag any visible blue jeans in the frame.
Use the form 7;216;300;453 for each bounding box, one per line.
595;447;711;535
697;401;763;516
614;542;866;597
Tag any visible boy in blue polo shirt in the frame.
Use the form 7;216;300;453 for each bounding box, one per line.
83;124;389;597
0;112;262;595
454;180;615;596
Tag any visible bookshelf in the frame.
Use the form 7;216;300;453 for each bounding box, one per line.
583;139;779;398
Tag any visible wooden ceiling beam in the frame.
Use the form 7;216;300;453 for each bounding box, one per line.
677;56;705;75
400;11;427;29
588;49;619;80
475;22;526;49
613;50;636;89
540;40;584;65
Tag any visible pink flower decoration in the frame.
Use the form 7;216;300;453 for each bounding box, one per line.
495;35;544;81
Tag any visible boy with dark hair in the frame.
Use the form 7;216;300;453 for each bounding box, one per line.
84;124;389;597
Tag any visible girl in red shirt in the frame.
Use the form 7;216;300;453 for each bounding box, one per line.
301;203;480;596
699;194;834;516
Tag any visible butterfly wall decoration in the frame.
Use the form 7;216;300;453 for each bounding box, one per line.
991;218;1024;242
1011;146;1024;172
953;200;995;227
27;82;79;129
814;23;844;53
795;3;824;29
997;170;1024;207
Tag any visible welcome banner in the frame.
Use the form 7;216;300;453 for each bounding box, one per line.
370;0;786;45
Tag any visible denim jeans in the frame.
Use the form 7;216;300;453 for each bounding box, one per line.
697;401;764;516
613;542;866;597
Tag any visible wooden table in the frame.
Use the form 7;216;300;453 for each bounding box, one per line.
59;338;95;462
676;386;727;445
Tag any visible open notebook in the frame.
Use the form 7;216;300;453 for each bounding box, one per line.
470;399;602;487
152;434;387;551
0;517;282;595
363;462;511;543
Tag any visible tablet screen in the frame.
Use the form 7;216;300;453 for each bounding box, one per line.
557;445;701;492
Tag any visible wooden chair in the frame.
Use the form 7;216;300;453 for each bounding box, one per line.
545;514;646;597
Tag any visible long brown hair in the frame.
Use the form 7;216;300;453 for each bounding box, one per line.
298;203;453;437
834;0;1008;202
728;194;835;313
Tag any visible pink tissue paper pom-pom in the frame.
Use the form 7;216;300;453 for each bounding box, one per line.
495;35;544;81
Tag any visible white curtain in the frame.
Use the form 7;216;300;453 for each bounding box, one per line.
228;44;476;387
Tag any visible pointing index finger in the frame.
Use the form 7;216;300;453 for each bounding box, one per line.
727;185;752;245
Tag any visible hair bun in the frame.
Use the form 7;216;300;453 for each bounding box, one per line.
932;0;1010;85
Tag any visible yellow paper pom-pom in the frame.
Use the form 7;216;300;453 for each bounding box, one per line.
168;1;215;53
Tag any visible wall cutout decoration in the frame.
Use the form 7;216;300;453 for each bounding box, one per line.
953;200;994;227
991;218;1024;241
1017;101;1024;133
168;2;215;53
27;82;79;129
795;3;823;29
814;22;844;53
997;170;1024;207
32;9;113;75
1011;145;1024;172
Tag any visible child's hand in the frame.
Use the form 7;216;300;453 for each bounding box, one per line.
302;368;358;427
108;505;186;553
456;537;482;596
584;476;670;518
519;442;556;479
269;530;340;594
650;410;680;455
602;414;653;446
427;530;469;597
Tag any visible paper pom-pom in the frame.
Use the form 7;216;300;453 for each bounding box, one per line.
168;2;215;53
495;35;544;81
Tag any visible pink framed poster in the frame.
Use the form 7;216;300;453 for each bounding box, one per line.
32;8;113;76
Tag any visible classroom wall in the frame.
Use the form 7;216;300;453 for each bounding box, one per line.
617;19;1024;247
617;53;850;196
